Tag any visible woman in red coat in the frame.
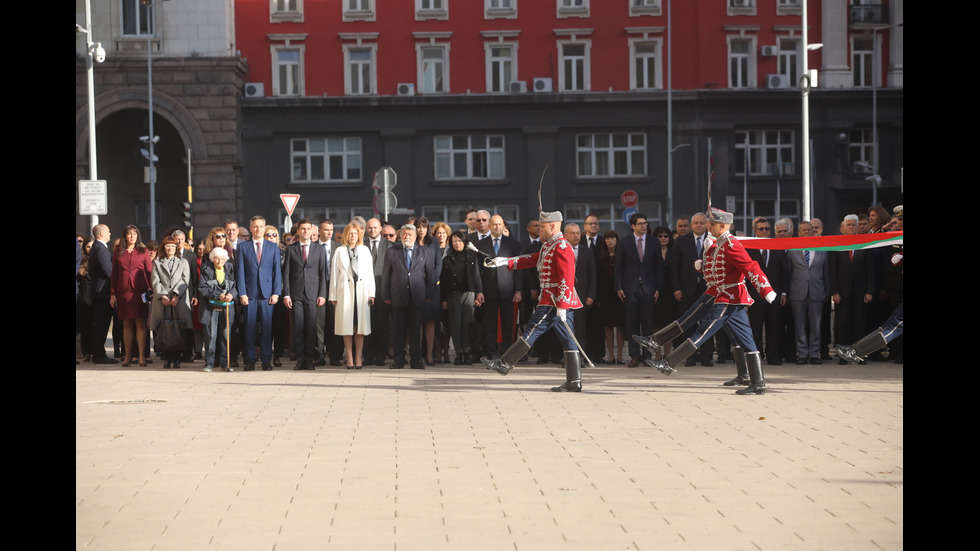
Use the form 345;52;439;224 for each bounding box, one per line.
111;225;152;366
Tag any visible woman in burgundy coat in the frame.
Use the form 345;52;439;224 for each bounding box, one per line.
111;225;152;366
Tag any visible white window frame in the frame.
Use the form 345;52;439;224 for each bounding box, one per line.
417;43;450;94
121;0;155;36
434;135;506;181
485;0;517;19
416;0;449;21
776;0;802;16
777;38;801;86
485;42;518;94
291;137;363;184
272;44;305;97
342;0;375;22
848;128;874;174
727;0;756;16
629;0;662;17
575;133;647;179
343;43;377;96
558;40;591;92
735;130;795;177
629;38;663;90
271;0;304;23
728;36;757;89
564;201;662;237
557;0;589;18
851;35;875;88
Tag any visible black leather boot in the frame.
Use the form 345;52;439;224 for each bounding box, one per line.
836;329;887;363
633;321;684;356
736;351;766;395
551;350;583;392
482;338;531;375
646;338;696;375
723;346;750;386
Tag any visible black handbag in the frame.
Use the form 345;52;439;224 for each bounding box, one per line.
155;305;186;353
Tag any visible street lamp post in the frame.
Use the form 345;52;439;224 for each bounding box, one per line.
800;0;822;222
870;22;903;207
78;0;106;230
144;0;169;241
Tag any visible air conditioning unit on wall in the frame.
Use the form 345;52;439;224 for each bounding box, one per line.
532;77;552;93
760;45;777;57
766;74;790;89
397;83;415;96
510;80;527;93
244;82;264;98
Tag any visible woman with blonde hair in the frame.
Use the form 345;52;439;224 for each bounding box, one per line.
329;222;375;369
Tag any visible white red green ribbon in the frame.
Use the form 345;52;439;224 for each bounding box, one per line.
737;231;902;251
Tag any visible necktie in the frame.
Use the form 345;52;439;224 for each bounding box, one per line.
371;239;377;259
804;250;811;266
696;235;703;257
494;237;500;255
589;237;595;249
762;250;768;267
574;245;579;261
302;243;308;262
406;248;412;270
637;236;644;261
256;241;262;263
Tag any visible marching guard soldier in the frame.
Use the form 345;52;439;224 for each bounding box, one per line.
634;207;777;394
481;210;586;392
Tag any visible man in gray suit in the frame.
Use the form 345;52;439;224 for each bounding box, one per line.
786;221;829;364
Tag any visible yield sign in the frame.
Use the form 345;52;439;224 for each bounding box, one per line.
280;194;300;216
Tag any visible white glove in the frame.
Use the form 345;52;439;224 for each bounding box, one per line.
694;259;703;271
485;257;508;268
556;308;567;322
891;253;903;265
764;291;777;303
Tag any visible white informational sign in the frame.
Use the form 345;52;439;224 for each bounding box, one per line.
79;180;108;216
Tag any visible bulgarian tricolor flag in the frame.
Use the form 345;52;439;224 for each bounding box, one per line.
737;231;903;251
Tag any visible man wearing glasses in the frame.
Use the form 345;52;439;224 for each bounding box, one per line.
615;212;662;367
747;217;788;366
667;212;714;366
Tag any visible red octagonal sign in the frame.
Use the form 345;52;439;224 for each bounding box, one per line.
621;190;638;208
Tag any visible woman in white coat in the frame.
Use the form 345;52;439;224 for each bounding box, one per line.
330;222;375;369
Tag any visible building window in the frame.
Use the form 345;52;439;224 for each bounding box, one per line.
344;45;376;95
778;38;800;86
559;42;590;92
434;136;506;180
852;36;873;88
727;0;756;16
558;0;589;18
630;0;662;17
271;0;304;23
735;130;795;177
485;0;517;19
564;201;661;237
728;37;755;88
418;45;449;94
122;0;155;36
576;133;647;178
776;0;802;15
416;0;448;21
630;39;662;90
848;128;874;174
271;46;304;97
291;138;362;183
486;44;517;93
424;205;519;232
342;0;375;22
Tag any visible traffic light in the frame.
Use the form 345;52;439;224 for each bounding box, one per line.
181;202;192;230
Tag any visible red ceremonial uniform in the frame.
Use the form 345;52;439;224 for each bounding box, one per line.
701;232;774;305
508;233;582;310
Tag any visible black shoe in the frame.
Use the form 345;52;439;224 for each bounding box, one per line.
768;359;782;366
684;358;697;367
329;359;344;366
390;363;404;369
93;357;119;365
273;358;282;367
735;383;766;395
262;362;272;371
809;358;822;365
244;361;256;371
536;356;549;364
838;358;848;365
294;362;304;370
701;360;714;367
716;357;727;364
173;361;181;369
550;381;582;392
723;376;750;386
797;358;808;365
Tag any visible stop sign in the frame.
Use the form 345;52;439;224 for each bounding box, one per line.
621;190;638;208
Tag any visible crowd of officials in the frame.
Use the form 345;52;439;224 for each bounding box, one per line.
75;204;903;371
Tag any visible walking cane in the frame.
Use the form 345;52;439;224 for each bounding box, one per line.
225;303;231;370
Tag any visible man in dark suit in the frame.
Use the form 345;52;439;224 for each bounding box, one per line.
282;218;328;370
667;212;713;366
236;215;282;371
746;217;789;365
89;224;118;364
381;224;433;369
565;223;597;354
828;215;874;364
315;219;342;366
615;212;663;367
363;218;392;366
477;215;523;359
